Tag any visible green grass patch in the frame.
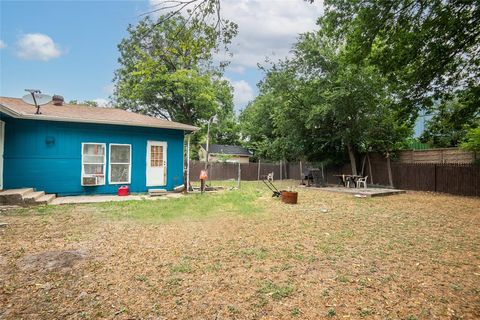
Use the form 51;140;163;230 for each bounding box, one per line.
170;258;193;274
7;181;267;223
240;247;269;260
257;280;294;301
326;308;336;317
95;188;264;222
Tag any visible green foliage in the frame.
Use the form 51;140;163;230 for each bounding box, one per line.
326;308;336;317
113;15;237;128
402;138;430;150
114;14;241;159
68;100;99;107
241;0;478;166
364;105;412;155
460;126;480;152
290;307;301;316
89;181;264;223
240;25;411;171
239;93;279;160
215;153;234;163
421;87;480;148
320;0;480;116
257;280;293;301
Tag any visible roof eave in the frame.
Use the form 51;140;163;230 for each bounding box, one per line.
0;104;199;131
209;152;253;157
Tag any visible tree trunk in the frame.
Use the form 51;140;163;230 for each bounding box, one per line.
360;155;366;176
386;152;394;188
347;143;357;176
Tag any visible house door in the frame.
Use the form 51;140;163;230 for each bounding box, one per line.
146;141;167;186
0;121;4;190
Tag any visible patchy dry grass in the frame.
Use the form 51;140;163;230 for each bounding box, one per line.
1;181;479;319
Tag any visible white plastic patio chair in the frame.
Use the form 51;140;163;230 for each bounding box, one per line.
356;176;368;189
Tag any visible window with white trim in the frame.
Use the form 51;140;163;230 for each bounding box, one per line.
81;143;106;185
109;144;131;184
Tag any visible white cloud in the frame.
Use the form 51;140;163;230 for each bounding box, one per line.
219;0;324;68
227;78;255;109
148;0;324;68
0;40;6;49
16;33;62;61
146;0;323;110
92;98;112;108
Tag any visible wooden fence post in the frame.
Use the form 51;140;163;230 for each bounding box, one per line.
280;160;283;180
299;160;303;181
237;162;241;189
257;159;261;180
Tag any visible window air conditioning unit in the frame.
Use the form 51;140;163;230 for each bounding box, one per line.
82;176;98;186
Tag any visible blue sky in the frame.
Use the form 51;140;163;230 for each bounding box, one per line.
1;0;324;111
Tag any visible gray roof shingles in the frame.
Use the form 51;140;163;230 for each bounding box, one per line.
0;96;198;132
201;144;252;156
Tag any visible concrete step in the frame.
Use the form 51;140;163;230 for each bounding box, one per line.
0;188;34;205
33;194;56;205
148;189;167;196
23;191;46;204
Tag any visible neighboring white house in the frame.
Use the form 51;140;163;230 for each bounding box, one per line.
199;144;253;164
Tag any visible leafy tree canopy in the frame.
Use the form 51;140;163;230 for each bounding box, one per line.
68;100;99;107
420;86;480;148
461;126;480;152
113;15;237;127
319;0;480;121
241;26;412;173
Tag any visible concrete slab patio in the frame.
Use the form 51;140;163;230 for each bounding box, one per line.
50;193;183;205
302;186;406;197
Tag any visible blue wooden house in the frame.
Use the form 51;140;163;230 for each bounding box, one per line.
0;96;197;196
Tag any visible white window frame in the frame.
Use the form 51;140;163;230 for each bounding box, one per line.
109;143;132;185
81;142;106;186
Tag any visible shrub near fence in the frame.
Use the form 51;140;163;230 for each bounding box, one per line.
188;160;479;197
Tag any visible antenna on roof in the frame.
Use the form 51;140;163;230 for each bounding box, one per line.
22;89;52;114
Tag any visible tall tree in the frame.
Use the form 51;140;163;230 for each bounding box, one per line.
365;106;412;187
241;23;412;174
318;0;480;120
113;15;237;126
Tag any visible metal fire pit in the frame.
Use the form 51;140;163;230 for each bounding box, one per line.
281;191;298;204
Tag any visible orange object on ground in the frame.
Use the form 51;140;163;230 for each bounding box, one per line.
281;191;298;204
199;170;208;180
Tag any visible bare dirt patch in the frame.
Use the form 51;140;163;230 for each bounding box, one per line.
1;181;479;319
18;249;88;272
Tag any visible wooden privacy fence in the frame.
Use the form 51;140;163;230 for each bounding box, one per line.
188;160;479;197
396;148;477;163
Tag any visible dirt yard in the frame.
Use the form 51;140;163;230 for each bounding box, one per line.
1;181;479;319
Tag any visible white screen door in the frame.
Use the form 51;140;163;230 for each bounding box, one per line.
0;121;4;190
146;141;167;186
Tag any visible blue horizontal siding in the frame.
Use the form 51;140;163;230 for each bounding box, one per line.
1;115;185;195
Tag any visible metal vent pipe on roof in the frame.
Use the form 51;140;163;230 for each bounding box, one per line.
52;95;64;106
